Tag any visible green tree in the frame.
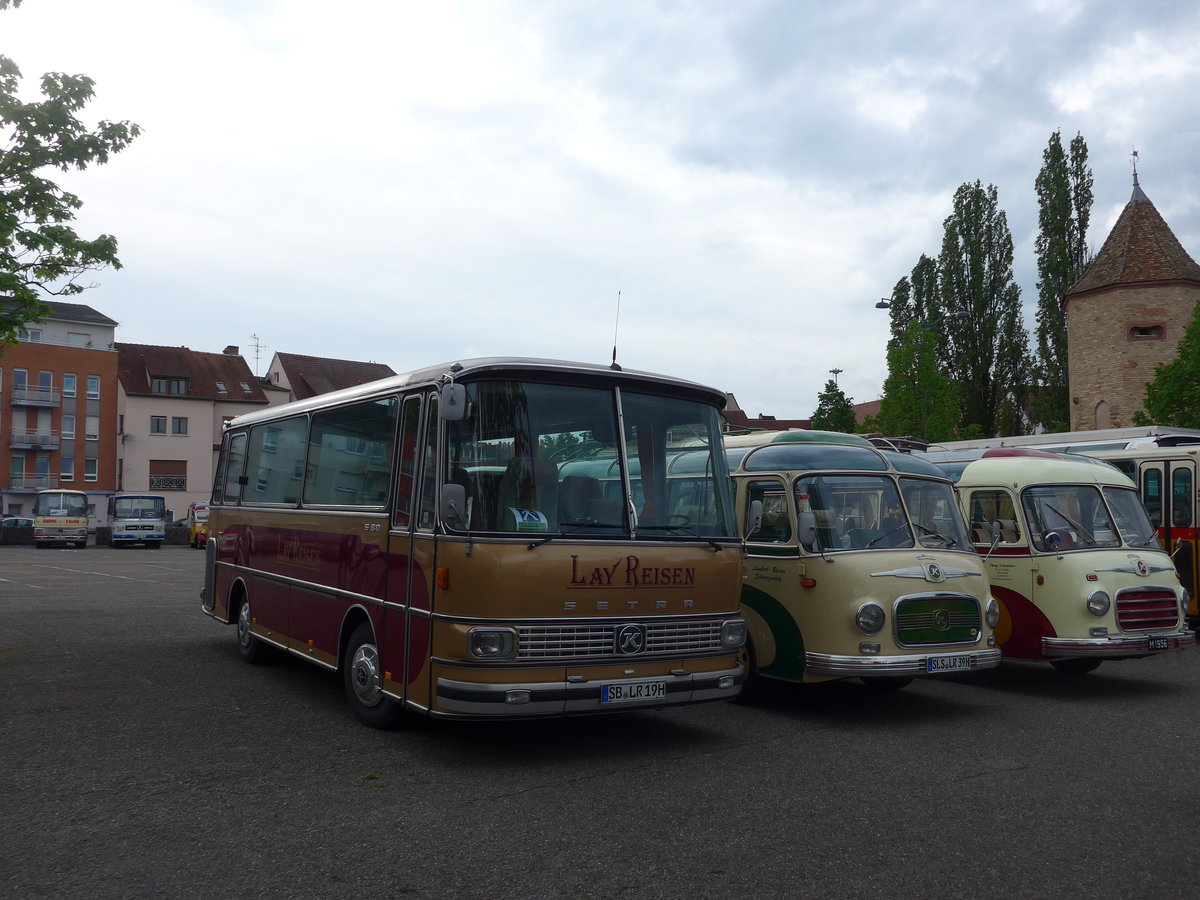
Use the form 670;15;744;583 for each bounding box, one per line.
1;0;140;348
871;319;958;442
810;378;857;433
1032;130;1092;431
937;181;1031;437
1134;300;1200;427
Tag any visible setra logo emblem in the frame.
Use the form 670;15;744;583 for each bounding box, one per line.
933;609;951;631
615;623;647;655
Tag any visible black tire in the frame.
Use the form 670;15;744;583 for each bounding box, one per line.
733;635;768;704
862;676;914;690
343;622;401;728
1050;657;1102;674
236;594;269;664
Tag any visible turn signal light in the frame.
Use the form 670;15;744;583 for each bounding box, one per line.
437;567;450;590
800;578;817;589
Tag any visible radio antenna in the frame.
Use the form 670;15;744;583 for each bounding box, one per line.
610;291;622;371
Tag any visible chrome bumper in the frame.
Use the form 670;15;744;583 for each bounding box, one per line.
435;665;743;717
805;648;1002;677
1042;630;1195;658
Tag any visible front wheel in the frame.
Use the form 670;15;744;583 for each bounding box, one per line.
1050;657;1102;675
343;622;401;729
236;595;269;664
733;636;769;704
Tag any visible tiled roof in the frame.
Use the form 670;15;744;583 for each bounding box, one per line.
116;343;269;403
0;299;119;327
1068;181;1200;296
277;352;396;401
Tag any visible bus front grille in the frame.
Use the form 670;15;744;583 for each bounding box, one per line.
518;620;725;660
1116;588;1179;631
895;594;982;646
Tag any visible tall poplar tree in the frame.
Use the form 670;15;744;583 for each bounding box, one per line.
937;181;1031;438
1033;130;1093;431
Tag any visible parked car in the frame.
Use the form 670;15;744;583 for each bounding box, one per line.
2;516;35;528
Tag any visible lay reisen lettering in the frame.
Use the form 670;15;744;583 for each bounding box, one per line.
569;554;696;588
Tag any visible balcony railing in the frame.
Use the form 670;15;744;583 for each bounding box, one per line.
9;428;60;450
8;475;60;491
10;386;62;407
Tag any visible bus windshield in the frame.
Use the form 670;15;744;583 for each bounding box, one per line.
34;492;87;517
446;380;735;538
113;496;166;520
1103;486;1161;549
1021;484;1121;551
795;474;913;551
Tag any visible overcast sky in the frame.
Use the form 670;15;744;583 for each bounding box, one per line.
6;0;1199;419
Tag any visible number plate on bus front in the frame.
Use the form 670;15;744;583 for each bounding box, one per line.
1148;636;1169;651
601;680;666;703
927;655;974;674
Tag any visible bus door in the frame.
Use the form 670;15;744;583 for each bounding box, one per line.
384;392;438;709
1142;458;1198;614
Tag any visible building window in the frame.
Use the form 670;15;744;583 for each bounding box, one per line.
150;376;189;395
61;458;75;481
67;332;90;347
84;458;98;482
172;416;188;435
1129;325;1165;340
240;382;252;392
62;415;76;439
216;382;227;393
18;328;42;342
151;416;167;434
85;415;99;440
86;375;100;399
63;374;77;398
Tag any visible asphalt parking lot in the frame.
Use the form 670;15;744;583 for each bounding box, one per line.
2;544;1199;899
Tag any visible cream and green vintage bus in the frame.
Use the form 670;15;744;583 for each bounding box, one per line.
930;448;1195;673
728;430;1000;691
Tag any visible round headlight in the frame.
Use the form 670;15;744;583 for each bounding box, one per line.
985;596;1000;629
1086;590;1111;617
1182;589;1192;613
856;602;885;635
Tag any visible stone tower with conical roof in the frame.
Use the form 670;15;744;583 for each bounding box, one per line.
1063;176;1200;430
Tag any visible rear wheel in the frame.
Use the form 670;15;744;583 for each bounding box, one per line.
1050;657;1102;674
236;594;268;664
343;622;401;728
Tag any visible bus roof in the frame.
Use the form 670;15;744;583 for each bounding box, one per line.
729;433;947;478
224;357;728;431
948;450;1136;489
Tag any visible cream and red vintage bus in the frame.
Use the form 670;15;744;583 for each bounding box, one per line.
33;488;89;549
1072;445;1200;631
931;448;1194;673
201;357;747;726
726;430;1000;692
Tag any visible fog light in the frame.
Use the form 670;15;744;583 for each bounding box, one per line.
718;675;735;689
468;628;517;660
859;642;881;655
504;690;532;704
1089;626;1109;637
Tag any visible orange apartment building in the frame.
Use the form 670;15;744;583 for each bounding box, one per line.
1;301;120;524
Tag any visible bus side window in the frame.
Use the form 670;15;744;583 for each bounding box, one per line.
968;490;1020;544
417;394;440;531
393;395;422;530
220;433;248;505
1142;468;1162;527
1172;468;1192;528
745;481;790;543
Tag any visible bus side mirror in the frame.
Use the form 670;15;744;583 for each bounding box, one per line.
1173;537;1186;558
797;510;817;546
743;500;763;540
441;482;468;527
439;383;467;421
1045;530;1062;551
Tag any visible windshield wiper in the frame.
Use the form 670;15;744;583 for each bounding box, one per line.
913;522;957;547
867;522;911;548
1046;503;1096;544
527;521;624;550
637;523;724;552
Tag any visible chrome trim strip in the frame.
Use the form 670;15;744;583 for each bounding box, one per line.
428;611;739;626
213;560;384;607
1042;631;1195;657
435;665;742;716
804;648;1001;676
